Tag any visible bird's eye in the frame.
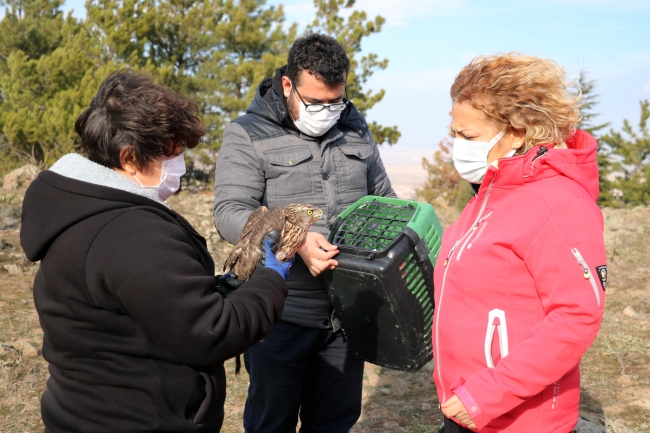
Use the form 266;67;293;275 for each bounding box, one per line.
307;210;313;215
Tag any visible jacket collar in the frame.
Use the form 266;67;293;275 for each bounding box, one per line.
479;130;600;202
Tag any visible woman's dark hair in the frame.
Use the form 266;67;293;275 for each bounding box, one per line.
286;33;350;88
75;69;205;169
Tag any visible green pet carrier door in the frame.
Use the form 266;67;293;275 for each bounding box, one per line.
324;196;443;372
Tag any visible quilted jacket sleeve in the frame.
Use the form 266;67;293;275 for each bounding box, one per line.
365;132;396;198
213;122;265;244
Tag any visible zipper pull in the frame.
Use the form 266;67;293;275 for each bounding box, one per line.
531;146;549;167
571;248;591;279
444;240;461;266
472;224;478;231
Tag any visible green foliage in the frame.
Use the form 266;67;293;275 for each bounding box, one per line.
0;0;67;70
416;138;470;210
573;69;610;136
0;0;395;176
308;0;400;145
0;0;105;172
453;180;474;212
600;100;650;207
197;0;296;148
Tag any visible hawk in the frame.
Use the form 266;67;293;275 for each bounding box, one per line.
224;203;324;280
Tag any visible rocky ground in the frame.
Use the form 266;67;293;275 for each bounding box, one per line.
1;184;649;432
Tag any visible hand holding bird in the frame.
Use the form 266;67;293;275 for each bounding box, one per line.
223;203;324;281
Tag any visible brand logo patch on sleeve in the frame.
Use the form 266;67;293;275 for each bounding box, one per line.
595;265;607;291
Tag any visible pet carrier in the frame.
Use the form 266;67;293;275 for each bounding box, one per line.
324;196;443;372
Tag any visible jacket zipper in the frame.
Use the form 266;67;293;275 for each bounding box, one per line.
436;177;495;402
456;212;492;261
468;221;488;250
571;248;601;307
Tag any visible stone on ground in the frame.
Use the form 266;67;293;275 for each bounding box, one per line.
2;164;39;190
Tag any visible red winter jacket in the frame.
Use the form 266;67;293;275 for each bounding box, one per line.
432;131;606;433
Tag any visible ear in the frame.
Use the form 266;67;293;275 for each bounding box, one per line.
282;76;292;98
118;146;138;175
508;128;526;150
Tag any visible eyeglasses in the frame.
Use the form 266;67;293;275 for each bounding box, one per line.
292;83;348;113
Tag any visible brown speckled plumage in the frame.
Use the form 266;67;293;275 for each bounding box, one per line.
224;204;323;280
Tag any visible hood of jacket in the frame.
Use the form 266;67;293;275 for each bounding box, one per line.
21;154;172;262
489;129;599;201
247;66;370;139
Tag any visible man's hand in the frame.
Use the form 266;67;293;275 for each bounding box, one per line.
297;232;339;277
440;395;477;430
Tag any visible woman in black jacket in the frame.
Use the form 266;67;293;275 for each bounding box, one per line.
20;70;290;433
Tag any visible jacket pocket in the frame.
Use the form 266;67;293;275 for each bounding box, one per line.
337;143;373;192
189;372;213;425
264;146;314;197
484;309;509;368
571;248;601;308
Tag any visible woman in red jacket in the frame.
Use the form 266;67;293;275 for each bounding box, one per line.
434;53;606;433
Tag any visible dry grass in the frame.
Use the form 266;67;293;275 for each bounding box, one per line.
2;190;649;432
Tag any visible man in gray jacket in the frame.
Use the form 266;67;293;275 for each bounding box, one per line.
213;33;395;433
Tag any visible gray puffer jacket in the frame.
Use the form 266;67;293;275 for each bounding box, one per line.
213;67;395;328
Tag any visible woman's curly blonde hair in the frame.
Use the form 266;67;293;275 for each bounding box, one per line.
450;53;581;153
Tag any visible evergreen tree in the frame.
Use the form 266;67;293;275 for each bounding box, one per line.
0;0;101;173
0;0;398;175
308;0;400;145
416;139;460;205
198;0;296;149
85;0;295;150
84;0;224;94
600;100;650;206
573;69;610;136
0;0;67;71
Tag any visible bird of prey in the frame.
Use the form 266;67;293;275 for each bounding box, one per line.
224;203;324;280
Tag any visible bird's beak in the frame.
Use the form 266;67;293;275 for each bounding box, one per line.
313;210;324;221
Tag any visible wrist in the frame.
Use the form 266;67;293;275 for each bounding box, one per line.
251;267;289;293
452;385;484;430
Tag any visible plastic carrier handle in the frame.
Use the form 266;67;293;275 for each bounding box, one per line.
328;195;444;264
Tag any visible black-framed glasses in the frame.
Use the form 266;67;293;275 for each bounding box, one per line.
292;83;348;113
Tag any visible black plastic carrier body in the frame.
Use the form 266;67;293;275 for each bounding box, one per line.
324;196;442;372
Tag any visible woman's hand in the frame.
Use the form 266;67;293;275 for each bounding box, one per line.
297;232;339;277
441;395;477;430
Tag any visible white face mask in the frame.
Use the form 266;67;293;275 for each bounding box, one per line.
452;131;505;184
291;87;342;137
134;153;186;201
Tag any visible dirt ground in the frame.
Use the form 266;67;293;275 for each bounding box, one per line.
1;189;649;432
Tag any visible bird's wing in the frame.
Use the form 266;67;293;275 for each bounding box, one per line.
223;206;268;275
235;206;268;245
255;207;286;246
235;207;285;276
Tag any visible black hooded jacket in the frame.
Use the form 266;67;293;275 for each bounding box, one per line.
21;169;288;433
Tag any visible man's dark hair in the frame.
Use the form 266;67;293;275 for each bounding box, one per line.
286;33;350;88
75;69;205;169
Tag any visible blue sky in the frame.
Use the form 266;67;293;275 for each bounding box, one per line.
59;0;650;149
275;0;650;147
